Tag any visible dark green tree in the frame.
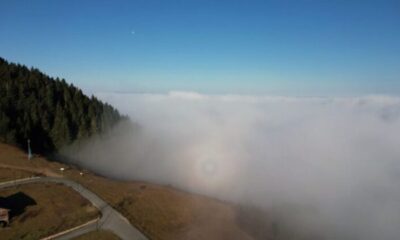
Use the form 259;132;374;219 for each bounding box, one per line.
0;57;127;154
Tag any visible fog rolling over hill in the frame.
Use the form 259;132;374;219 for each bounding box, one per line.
62;92;400;240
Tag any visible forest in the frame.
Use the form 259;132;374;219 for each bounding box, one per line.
0;57;126;154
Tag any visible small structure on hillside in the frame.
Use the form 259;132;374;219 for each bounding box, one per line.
27;139;32;160
0;207;10;227
0;192;36;227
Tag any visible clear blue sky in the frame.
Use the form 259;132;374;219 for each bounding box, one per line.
1;0;399;95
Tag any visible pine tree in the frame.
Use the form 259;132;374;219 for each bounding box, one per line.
0;57;127;154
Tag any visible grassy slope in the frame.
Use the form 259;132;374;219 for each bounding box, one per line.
0;143;257;240
70;175;253;240
0;168;32;182
72;230;121;240
0;183;99;240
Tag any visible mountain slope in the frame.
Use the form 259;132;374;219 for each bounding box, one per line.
0;57;126;153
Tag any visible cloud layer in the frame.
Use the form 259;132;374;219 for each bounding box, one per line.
64;92;400;239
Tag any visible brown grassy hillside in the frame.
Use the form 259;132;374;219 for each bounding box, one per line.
0;143;276;240
0;183;99;240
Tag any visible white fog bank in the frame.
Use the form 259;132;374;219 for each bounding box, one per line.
63;92;400;240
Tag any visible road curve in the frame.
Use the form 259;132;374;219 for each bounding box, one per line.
0;177;148;240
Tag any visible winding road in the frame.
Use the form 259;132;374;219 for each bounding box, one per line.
0;177;148;240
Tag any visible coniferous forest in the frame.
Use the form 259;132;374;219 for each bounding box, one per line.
0;57;126;154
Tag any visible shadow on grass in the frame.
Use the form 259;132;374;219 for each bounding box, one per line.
0;192;36;219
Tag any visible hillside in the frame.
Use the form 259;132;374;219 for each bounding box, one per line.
0;143;263;240
0;182;99;240
0;57;126;154
0;58;281;239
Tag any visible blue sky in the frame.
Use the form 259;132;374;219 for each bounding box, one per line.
1;0;399;95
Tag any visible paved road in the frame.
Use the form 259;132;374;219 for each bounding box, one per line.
0;177;148;240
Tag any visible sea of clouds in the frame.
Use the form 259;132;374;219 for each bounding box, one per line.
63;92;400;239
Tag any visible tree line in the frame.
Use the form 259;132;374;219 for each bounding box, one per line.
0;57;127;154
